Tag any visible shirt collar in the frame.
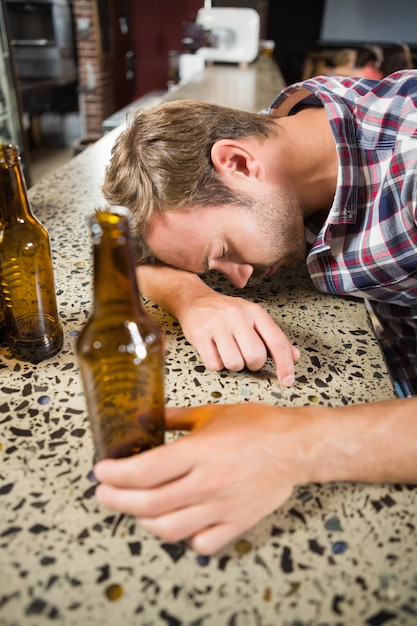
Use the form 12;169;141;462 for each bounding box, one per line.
269;81;360;228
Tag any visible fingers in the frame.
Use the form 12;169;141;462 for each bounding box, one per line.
224;324;268;372
181;295;299;386
95;405;219;492
94;437;192;489
94;406;218;489
93;402;301;555
164;406;201;430
181;295;266;372
138;503;217;545
140;513;239;556
95;468;199;520
165;404;224;431
202;328;260;373
95;484;148;517
188;522;241;556
218;301;298;385
291;345;301;362
97;482;247;556
193;331;242;372
190;307;283;375
254;315;298;386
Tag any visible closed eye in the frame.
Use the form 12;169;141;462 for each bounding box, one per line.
204;245;228;272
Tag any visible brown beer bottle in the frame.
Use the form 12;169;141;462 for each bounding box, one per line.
0;303;6;342
77;208;165;461
0;144;63;362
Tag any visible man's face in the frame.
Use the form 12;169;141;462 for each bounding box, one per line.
147;188;307;289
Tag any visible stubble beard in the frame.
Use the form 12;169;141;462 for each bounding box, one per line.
253;188;307;273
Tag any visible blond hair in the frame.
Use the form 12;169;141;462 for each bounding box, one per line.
102;99;277;262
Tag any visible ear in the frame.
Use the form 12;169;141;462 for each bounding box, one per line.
211;139;265;182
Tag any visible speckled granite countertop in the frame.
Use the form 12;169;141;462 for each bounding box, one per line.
1;63;416;626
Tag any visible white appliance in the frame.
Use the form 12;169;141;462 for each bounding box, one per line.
195;7;260;65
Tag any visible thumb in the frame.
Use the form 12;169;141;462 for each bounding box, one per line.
164;406;200;430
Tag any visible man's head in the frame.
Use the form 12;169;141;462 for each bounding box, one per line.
102;100;277;262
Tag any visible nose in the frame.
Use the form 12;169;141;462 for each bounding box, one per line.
211;259;254;288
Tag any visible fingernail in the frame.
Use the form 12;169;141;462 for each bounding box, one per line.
281;374;295;387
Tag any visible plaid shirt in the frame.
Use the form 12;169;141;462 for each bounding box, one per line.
269;71;417;395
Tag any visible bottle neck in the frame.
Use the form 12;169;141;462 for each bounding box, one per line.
91;211;144;315
0;145;33;221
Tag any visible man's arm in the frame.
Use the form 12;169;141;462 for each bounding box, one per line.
137;264;300;386
94;396;417;555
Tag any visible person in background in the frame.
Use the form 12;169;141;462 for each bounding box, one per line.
94;71;417;556
328;48;357;76
355;44;384;80
381;43;413;76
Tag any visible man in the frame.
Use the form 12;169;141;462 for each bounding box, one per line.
94;71;417;556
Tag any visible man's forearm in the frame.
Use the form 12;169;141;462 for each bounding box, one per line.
302;397;417;485
136;263;214;317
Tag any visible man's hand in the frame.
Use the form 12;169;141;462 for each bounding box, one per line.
94;398;417;555
178;291;300;386
137;262;299;386
94;403;307;555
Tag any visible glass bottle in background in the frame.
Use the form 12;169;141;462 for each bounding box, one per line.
0;301;6;342
0;144;63;362
77;208;165;461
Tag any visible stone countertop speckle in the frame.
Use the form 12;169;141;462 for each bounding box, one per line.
1;64;416;626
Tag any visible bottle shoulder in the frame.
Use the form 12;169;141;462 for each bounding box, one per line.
1;212;46;228
77;316;163;365
0;215;50;242
78;313;161;343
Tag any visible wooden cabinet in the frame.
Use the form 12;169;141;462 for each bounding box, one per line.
111;0;201;110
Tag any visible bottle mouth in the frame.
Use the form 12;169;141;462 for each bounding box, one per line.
0;144;20;165
90;208;133;244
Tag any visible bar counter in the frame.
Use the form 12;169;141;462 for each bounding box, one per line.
102;56;287;131
1;61;416;626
